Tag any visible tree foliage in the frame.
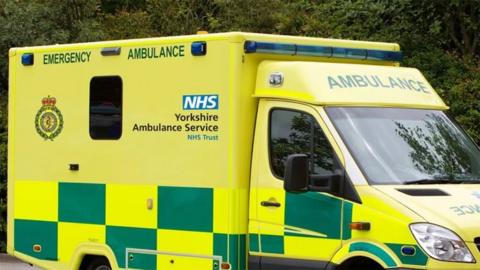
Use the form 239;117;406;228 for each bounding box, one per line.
1;0;480;251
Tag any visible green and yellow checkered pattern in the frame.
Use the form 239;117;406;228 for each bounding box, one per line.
13;180;246;270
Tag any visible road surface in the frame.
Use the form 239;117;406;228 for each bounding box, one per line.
0;254;41;270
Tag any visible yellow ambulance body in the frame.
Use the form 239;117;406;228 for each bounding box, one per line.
7;32;480;270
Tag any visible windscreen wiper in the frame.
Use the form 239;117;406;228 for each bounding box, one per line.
404;179;461;185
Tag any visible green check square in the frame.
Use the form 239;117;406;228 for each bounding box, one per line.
158;186;213;232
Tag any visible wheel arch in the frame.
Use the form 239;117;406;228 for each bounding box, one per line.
69;243;119;270
331;241;400;269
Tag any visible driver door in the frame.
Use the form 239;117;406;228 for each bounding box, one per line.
249;100;348;269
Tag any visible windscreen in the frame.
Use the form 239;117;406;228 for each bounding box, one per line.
326;107;480;185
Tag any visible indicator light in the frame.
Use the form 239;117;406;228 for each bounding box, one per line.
221;262;231;269
33;244;42;253
350;222;371;231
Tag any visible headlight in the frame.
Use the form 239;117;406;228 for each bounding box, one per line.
410;223;475;263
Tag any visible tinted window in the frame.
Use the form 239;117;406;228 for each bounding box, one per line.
90;76;122;140
269;109;335;179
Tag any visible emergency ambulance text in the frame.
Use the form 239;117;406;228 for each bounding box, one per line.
43;51;91;65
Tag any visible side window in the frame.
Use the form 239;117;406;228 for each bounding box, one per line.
90;76;122;140
269;109;335;179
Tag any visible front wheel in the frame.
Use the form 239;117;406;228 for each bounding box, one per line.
336;257;385;270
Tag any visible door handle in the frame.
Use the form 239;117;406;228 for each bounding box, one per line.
261;200;281;207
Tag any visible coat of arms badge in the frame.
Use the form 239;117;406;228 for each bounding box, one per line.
35;96;63;140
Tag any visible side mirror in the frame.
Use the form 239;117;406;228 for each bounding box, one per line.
284;154;309;193
309;169;344;195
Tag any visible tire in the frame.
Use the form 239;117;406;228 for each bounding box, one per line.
83;257;111;270
336;257;384;270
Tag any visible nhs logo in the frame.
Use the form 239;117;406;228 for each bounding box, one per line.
183;95;219;110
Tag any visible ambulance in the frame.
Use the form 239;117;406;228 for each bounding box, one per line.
7;32;480;270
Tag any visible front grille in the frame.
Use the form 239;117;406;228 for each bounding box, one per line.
474;237;480;252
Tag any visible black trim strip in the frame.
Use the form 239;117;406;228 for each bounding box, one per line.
249;255;331;270
248;255;261;270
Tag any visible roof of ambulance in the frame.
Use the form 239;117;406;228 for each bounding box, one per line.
11;32;447;109
10;32;400;54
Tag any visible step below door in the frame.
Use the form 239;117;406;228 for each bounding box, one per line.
126;248;222;270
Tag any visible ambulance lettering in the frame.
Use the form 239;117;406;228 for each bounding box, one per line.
127;45;185;60
450;204;480;216
327;74;430;93
183;95;218;110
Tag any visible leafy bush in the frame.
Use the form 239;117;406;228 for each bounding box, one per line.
0;0;479;252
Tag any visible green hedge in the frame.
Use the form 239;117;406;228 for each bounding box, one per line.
1;0;479;251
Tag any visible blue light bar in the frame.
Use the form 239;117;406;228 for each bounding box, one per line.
296;45;332;57
191;41;207;56
245;41;296;55
21;53;34;66
367;49;403;62
244;41;257;53
333;47;367;59
244;40;402;62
